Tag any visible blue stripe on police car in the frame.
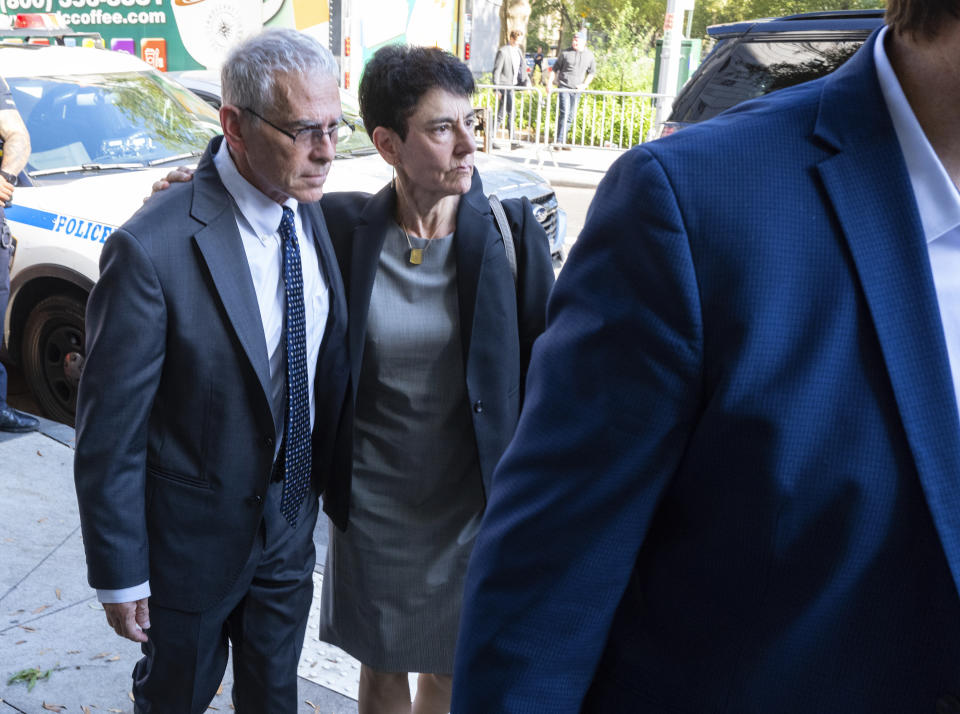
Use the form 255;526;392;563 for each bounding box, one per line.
6;204;115;243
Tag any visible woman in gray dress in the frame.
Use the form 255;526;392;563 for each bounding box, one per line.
319;46;554;714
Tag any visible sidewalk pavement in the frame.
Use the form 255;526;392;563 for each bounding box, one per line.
0;417;363;714
486;142;626;190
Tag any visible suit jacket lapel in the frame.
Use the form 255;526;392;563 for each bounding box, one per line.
191;140;274;412
815;31;960;593
455;171;498;360
346;183;393;387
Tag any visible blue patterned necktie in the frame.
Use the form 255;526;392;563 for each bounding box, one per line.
278;206;312;527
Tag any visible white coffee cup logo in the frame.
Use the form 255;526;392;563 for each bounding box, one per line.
172;0;284;69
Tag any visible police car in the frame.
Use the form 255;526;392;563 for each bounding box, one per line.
2;35;565;425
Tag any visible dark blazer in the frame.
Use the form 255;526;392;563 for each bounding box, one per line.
74;137;350;613
453;30;960;713
320;170;554;517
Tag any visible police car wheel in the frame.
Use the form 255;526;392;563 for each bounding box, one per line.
22;294;86;427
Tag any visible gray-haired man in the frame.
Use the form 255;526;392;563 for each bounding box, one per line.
74;29;351;712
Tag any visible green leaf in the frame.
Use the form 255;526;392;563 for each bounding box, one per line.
7;667;53;691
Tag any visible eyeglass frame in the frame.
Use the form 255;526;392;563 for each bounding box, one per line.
240;106;351;147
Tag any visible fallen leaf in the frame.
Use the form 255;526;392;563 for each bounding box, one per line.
109;709;123;713
207;707;218;711
37;450;43;457
34;605;49;614
91;652;110;659
42;703;64;712
7;667;52;691
128;692;135;701
19;625;36;632
83;707;92;714
55;589;62;600
216;684;224;695
37;517;47;523
15;640;26;645
89;602;104;611
67;650;80;654
107;655;120;661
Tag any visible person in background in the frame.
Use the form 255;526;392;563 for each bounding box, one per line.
533;46;544;83
492;29;530;148
453;0;960;711
0;76;38;433
319;45;553;714
545;30;595;149
74;29;350;712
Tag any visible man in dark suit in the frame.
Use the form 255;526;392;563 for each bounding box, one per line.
492;29;529;146
453;1;960;712
74;29;350;713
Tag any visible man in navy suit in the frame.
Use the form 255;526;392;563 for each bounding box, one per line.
74;29;350;712
453;1;960;711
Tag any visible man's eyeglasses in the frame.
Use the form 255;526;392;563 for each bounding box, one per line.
241;107;352;148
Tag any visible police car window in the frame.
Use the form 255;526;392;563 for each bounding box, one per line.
675;39;862;123
9;72;220;173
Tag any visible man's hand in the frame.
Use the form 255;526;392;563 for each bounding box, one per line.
145;166;196;201
0;174;13;204
104;599;150;643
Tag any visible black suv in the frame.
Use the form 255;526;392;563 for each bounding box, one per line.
660;9;884;136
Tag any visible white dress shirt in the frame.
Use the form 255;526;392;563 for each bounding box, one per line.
875;26;960;417
97;141;329;604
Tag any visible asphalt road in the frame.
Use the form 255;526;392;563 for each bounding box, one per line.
554;184;595;259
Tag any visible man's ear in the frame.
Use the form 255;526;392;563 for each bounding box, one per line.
220;104;246;154
371;125;402;168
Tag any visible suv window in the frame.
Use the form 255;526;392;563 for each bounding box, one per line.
661;11;884;134
671;37;864;124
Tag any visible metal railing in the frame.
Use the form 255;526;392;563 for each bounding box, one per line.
475;84;669;151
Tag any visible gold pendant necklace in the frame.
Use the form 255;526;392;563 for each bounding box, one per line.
400;219;428;265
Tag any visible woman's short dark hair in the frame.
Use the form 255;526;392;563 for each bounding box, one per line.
359;44;475;141
886;0;960;39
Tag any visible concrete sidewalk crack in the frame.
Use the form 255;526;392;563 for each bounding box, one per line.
0;525;80;607
0;593;98;634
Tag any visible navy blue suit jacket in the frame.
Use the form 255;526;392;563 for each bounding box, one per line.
453;31;960;713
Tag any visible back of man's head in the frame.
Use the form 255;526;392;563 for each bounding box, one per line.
886;0;960;40
221;29;337;115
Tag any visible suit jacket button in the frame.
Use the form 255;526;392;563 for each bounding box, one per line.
473;400;483;414
937;695;960;714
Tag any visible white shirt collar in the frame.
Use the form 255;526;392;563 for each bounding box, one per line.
213;138;299;241
874;25;960;243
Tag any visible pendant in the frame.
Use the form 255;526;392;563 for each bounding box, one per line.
408;248;423;265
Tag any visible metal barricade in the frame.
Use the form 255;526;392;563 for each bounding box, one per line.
475;84;669;151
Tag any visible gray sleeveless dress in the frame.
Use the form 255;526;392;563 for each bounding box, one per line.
319;224;485;674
